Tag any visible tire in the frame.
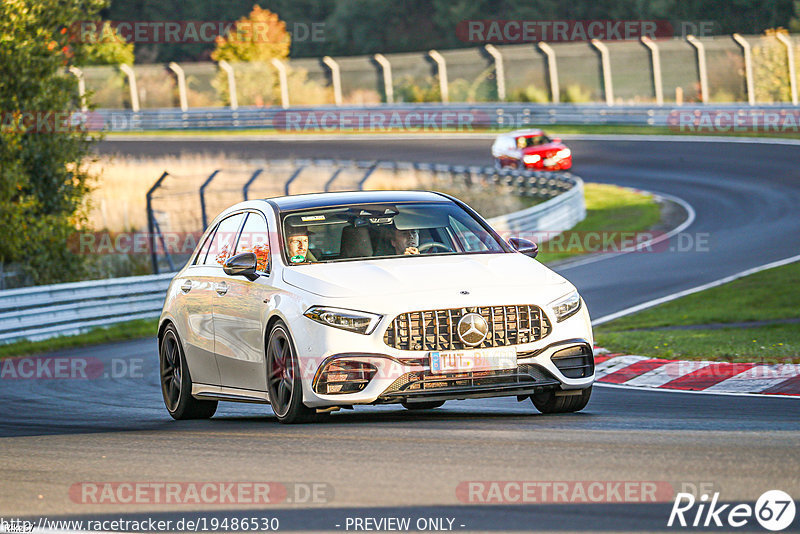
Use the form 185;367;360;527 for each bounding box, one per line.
266;320;327;424
531;386;592;414
402;400;445;410
159;324;217;420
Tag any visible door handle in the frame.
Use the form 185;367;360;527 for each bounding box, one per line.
214;282;228;295
180;281;193;293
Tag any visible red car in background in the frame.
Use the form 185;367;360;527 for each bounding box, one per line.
491;129;572;171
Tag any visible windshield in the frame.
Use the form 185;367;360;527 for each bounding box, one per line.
280;201;506;264
516;134;551;148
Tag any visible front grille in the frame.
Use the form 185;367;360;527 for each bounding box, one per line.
383;305;551;351
382;364;560;394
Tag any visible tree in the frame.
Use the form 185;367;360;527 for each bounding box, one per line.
0;0;107;285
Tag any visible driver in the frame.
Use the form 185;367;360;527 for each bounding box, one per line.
390;226;420;255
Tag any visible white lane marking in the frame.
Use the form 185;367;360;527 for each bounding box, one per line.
594;355;649;379
592;254;800;326
557;189;696;271
595;381;800;399
623;360;713;388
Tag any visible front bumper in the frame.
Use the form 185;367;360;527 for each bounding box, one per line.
302;338;594;407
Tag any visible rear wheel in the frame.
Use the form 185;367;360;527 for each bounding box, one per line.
531;386;592;414
266;321;327;424
159;325;217;420
402;400;445;410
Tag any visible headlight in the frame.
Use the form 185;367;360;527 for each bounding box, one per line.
304;306;383;335
522;154;541;165
556;148;571;159
549;290;581;322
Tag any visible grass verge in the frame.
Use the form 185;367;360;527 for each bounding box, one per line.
0;318;158;359
104;124;800;140
536;183;661;264
595;261;800;363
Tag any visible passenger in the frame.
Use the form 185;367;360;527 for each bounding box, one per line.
285;225;317;263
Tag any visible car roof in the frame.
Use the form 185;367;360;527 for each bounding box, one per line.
505;129;545;137
265;190;451;211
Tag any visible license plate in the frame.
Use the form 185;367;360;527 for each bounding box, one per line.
543;158;556;166
429;347;517;374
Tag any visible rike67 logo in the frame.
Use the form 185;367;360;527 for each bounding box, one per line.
668;490;796;531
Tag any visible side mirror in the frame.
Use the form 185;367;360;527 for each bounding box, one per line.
552;137;561;143
223;252;259;281
508;237;538;258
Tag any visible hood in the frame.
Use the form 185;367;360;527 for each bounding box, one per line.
522;142;565;156
281;253;571;300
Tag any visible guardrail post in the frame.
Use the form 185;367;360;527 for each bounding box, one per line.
640;36;663;106
373;53;394;104
322;56;343;106
537;42;560;103
776;32;798;106
428;49;449;103
484;44;506;101
242;168;263;201
119;64;140;112
218;60;238;110
686;35;709;104
199;169;220;230
67;66;87;112
591;39;614;106
271;58;290;108
168;62;189;111
146;171;169;274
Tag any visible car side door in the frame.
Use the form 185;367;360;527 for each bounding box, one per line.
213;210;278;392
171;216;239;387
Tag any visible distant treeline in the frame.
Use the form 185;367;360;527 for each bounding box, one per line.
105;0;799;62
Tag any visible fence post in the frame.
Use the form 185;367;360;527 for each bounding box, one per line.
686;35;709;104
428;49;449;103
537;42;560;103
218;60;238;110
373;53;394;104
271;58;290;108
119;64;140;112
168;62;189;111
322;56;343;106
242;168;263;201
284;165;307;195
775;32;798;106
591;39;614;106
146;171;169;274
640;36;663;106
732;34;755;106
484;44;506;101
67;66;87;111
199;170;221;230
323;167;345;191
358;162;379;190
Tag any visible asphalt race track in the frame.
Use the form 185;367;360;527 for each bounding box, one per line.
1;136;799;532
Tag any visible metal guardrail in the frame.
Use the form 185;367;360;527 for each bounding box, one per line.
89;103;800;132
0;273;174;343
2;163;584;345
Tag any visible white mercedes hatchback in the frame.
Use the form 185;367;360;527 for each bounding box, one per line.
158;190;595;423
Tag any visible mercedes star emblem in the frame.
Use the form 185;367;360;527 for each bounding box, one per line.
457;313;489;347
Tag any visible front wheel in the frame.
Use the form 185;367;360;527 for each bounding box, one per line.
266;321;327;424
531;386;592;414
159;324;217;420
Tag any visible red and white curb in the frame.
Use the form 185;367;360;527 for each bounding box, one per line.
593;348;800;396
